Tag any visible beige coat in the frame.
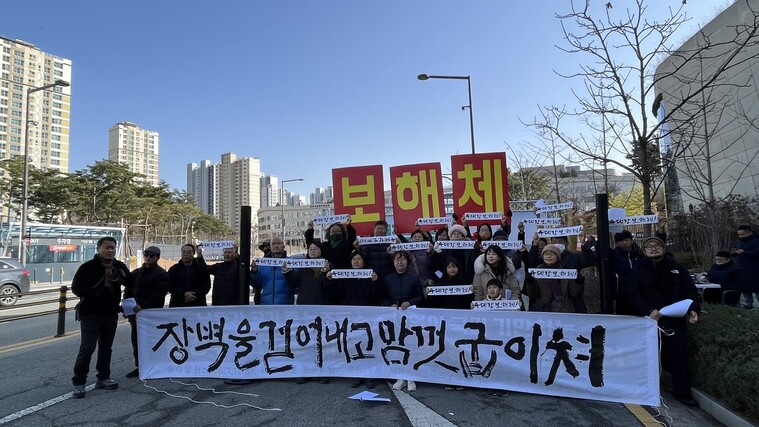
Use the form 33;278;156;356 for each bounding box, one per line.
472;253;521;302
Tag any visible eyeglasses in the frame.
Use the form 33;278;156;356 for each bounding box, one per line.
144;252;159;258
643;244;662;250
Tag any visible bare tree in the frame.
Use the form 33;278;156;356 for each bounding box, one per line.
524;0;759;221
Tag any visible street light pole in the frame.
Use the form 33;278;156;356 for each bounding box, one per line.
280;178;304;241
20;79;70;266
417;74;476;154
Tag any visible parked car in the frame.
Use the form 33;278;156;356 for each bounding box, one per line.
0;258;31;307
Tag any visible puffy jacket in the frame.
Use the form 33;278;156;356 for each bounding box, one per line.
284;267;329;305
381;270;423;307
251;254;293;305
526;263;583;313
471;253;520;302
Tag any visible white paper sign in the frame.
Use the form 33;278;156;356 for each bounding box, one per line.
521;218;563;226
530;268;579;280
480;240;523;250
472;300;522;310
659;299;693;317
436;240;476;250
254;258;325;269
199;240;236;249
417;217;453;226
464;212;503;221
314;214;350;225
536;202;574;214
137;306;660;406
537;225;584;238
426;285;473;296
330;269;374;279
389;242;431;252
358;236;397;245
608;215;659;226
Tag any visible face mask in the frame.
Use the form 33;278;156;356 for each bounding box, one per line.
554;244;565;253
330;233;343;245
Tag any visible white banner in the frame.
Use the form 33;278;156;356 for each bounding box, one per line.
199;240;236;249
536;202;574;214
521;218;563;226
330;269;374;279
464;212;503;221
389;242;431;252
530;268;579;280
480;240;523;250
436;241;476;250
314;214;350;225
472;300;521;310
426;285;473;296
358;236;397;245
417;217;453;226
608;215;659;226
537;225;584;238
138;306;659;406
254;257;325;269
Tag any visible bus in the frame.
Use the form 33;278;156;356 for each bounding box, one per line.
0;222;125;283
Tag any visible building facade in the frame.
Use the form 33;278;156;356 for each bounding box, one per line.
187;152;262;233
260;175;279;208
655;0;759;213
107;122;159;185
0;36;72;172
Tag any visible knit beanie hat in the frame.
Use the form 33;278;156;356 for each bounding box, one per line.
542;244;562;259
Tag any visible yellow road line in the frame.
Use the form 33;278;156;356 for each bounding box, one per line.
0;319;129;354
625;403;665;426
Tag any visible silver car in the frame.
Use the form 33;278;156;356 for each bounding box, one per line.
0;258;31;307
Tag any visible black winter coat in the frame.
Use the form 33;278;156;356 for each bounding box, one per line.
627;254;700;330
72;256;131;316
168;260;211;307
124;264;169;309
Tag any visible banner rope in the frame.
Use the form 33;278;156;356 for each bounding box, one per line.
140;379;282;412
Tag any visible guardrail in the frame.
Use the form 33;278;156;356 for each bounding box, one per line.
0;286;78;336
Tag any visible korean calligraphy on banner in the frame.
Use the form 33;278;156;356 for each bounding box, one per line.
332;165;385;236
137;306;660;406
451;152;510;226
389;163;445;233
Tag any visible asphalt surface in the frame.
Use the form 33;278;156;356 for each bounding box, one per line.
0;285;723;426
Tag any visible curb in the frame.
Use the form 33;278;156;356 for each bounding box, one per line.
692;388;756;427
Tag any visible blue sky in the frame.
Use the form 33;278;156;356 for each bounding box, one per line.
3;1;729;197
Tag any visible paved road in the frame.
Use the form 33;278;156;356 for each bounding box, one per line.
0;312;721;426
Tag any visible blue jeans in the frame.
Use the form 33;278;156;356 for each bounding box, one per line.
72;313;118;386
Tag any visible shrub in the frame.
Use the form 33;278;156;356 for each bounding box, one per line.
687;303;759;423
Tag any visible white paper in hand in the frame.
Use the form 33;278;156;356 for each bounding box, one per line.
659;299;693;317
121;298;137;316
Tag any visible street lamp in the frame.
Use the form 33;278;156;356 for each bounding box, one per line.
417;73;476;154
280;178;304;239
20;79;70;266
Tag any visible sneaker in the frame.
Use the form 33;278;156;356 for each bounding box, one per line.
296;377;309;384
392;379;406;390
365;379;376;389
95;379;118;390
318;377;330;384
72;384;85;399
407;381;417;392
350;378;363;388
126;369;139;379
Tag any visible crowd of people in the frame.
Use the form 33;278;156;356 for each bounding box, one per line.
68;219;759;408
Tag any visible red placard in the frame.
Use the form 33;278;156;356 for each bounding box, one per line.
390;163;445;233
332;165;385;236
451;152;510;225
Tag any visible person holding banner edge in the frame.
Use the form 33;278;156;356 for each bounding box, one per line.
627;236;700;407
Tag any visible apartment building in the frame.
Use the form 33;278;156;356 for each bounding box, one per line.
108;122;159;185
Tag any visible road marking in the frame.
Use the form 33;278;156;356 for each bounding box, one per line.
0;334;79;354
389;383;457;427
0;384;96;425
625;403;667;426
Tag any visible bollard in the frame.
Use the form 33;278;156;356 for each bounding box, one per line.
33;268;37;284
60;267;64;284
55;286;69;337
